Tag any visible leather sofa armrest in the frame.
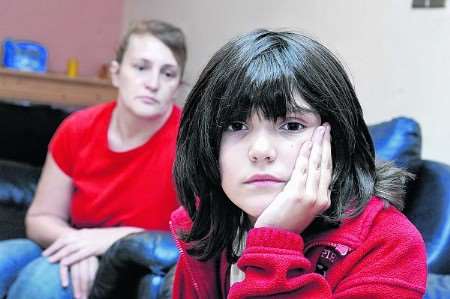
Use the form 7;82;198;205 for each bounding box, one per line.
89;231;179;299
405;160;450;274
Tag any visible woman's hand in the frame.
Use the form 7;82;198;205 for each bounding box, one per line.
43;227;143;266
254;124;332;234
43;229;111;266
60;256;99;299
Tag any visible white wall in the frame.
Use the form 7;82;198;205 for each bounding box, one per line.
123;0;450;164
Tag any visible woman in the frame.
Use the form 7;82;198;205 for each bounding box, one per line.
0;19;187;299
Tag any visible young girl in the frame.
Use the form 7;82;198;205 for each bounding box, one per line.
170;30;427;298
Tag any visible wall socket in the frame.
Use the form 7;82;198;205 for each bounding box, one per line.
412;0;446;8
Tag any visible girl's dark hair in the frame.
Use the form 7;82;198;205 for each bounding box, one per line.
174;29;407;262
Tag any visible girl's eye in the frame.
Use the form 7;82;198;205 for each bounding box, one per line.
225;121;248;132
280;121;304;131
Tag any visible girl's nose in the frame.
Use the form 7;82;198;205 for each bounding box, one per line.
248;133;276;163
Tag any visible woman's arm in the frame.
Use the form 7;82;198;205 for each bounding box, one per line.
26;153;75;247
26;153;144;299
26;153;145;259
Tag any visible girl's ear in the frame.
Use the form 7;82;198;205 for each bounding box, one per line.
110;61;120;88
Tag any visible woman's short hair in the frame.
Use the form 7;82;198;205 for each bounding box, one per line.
174;29;377;262
116;19;187;77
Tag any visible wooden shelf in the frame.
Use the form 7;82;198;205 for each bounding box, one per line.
0;67;117;107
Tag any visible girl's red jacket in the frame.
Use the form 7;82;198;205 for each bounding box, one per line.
170;197;427;298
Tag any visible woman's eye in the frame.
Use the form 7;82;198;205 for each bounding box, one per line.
280;121;304;131
163;71;176;78
134;64;147;71
226;121;247;132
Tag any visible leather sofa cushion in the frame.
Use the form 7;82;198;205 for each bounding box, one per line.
0;160;40;240
369;117;422;174
406;160;450;274
0;159;40;207
0;205;27;240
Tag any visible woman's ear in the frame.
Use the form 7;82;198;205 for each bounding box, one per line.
110;61;120;88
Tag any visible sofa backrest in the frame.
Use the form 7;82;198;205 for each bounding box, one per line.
0;100;72;166
369;117;450;274
368;116;422;175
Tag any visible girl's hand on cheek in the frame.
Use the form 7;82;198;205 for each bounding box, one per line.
254;124;332;234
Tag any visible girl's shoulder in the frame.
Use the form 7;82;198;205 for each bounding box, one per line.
321;197;424;250
365;197;425;244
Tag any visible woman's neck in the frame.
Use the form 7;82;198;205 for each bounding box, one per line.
107;103;172;152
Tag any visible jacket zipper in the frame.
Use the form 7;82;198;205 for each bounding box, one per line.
169;220;201;296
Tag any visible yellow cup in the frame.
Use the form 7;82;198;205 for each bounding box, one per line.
66;57;79;78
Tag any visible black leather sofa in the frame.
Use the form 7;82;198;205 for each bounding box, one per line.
0;100;449;298
0;100;69;241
